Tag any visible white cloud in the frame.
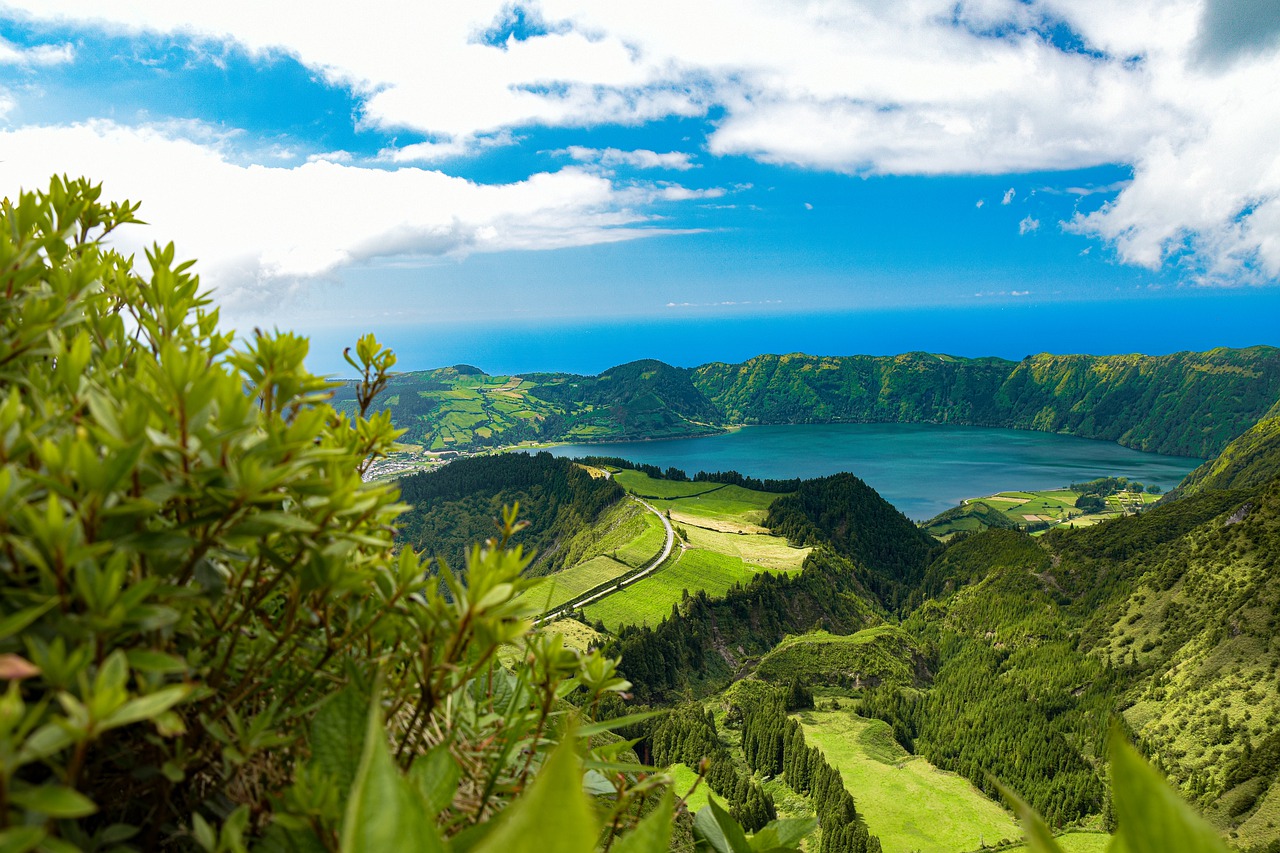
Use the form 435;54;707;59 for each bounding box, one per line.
306;150;354;164
0;36;74;66
1019;215;1041;234
1002;188;1016;205
976;199;985;208
379;132;516;163
562;146;696;171
0;121;693;313
6;0;1280;282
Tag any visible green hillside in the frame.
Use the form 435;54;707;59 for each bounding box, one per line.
395;451;626;574
1172;398;1280;498
754;626;926;689
331;358;726;454
345;346;1280;460
691;347;1280;458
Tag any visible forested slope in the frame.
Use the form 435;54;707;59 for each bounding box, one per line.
396;451;626;574
764;473;942;608
364;346;1280;457
1172;397;1280;498
690;347;1280;458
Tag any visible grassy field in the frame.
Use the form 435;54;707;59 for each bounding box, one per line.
614;470;781;532
527;555;633;611
543;617;603;652
583;530;808;630
584;548;752;629
796;710;1020;853
668;763;712;815
612;510;668;567
1001;832;1111;853
924;487;1162;539
613;470;726;499
682;526;809;571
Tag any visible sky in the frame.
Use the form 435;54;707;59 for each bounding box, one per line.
1;0;1279;375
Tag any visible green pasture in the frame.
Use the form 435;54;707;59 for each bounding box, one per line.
797;710;1020;853
1001;832;1111;853
923;485;1156;538
668;763;712;815
682;526;809;571
613;469;725;499
613;470;781;530
584;548;755;630
611;510;668;568
584;526;808;630
528;555;632;611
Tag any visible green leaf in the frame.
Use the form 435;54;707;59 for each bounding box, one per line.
311;685;368;796
124;649;188;674
748;817;817;852
408;745;462;817
994;779;1066;853
340;695;443;853
694;797;753;853
18;722;74;762
99;684;192;732
473;731;600;853
10;784;97;818
613;789;674;853
1109;731;1228;853
0;826;45;853
0;599;57;641
582;769;617;796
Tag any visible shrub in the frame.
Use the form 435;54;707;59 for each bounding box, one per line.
0;177;700;851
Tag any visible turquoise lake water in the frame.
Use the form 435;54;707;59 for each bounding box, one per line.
540;423;1203;520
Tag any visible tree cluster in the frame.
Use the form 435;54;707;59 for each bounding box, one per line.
649;705;776;831
736;690;881;853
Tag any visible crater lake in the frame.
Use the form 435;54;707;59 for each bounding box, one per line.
539;423;1203;520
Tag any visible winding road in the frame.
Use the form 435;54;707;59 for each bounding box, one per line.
534;496;675;625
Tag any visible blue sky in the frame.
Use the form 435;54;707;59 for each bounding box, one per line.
2;1;1279;374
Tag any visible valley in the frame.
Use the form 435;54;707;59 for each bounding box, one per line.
386;374;1280;853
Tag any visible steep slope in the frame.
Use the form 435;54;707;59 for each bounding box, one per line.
528;358;722;427
1061;476;1280;847
396;451;626;574
764;473;942;608
335;360;726;452
1172;398;1280;498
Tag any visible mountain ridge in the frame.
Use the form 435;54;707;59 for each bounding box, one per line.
349;345;1280;459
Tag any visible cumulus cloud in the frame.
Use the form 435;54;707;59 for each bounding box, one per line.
0;121;693;313
1002;188;1016;205
561;146;696;171
976;199;985;208
0;36;74;66
379;132;517;163
1019;215;1041;235
7;0;1280;283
